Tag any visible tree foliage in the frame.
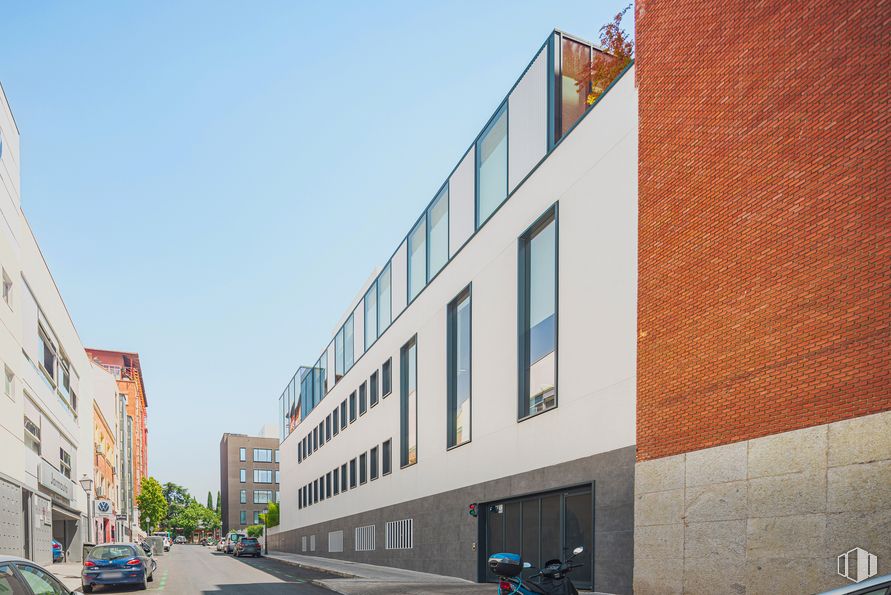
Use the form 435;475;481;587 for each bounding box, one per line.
136;477;166;534
168;498;220;539
206;491;213;510
215;491;221;515
585;4;634;105
259;502;279;528
246;525;264;538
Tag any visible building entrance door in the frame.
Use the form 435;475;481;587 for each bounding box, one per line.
483;485;593;589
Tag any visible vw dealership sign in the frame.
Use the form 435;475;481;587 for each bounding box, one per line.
95;498;114;516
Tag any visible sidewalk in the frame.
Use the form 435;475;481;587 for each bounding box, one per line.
49;561;82;592
266;551;494;594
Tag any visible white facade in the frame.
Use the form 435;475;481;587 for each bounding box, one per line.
274;34;637;591
0;81;104;563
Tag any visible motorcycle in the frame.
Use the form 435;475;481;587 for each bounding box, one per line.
488;546;585;595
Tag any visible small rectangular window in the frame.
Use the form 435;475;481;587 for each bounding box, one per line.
382;358;392;397
448;286;472;448
240;511;246;525
253;448;273;462
253;469;273;484
519;206;558;419
341;463;347;490
359;382;367;416
239;469;246;483
326;414;332;441
240;490;246;504
333;467;340;495
332;408;340;436
370;446;379;480
382;439;392;476
370;371;379;407
313;426;319;450
239;447;246;462
476;103;508;227
360;452;368;485
2;268;12;308
299;490;303;509
400;337;418;467
318;421;325;447
408;217;427;302
350;458;357;489
349;392;357;422
59;448;71;478
340;400;348;430
4;366;14;400
326;472;332;498
313;480;318;504
275;449;280;463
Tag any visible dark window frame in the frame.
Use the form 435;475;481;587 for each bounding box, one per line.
400;336;419;469
359;381;367;416
370;371;379;408
370;446;379;480
382;358;392;397
447;284;473;450
382;439;392;476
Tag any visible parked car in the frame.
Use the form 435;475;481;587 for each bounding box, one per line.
818;574;891;595
225;533;243;554
0;555;73;594
82;542;156;593
234;537;261;558
174;536;186;545
215;539;224;552
51;539;63;563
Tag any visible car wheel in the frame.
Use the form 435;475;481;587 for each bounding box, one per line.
83;585;93;594
138;571;148;590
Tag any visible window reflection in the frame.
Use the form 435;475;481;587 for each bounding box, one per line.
408;218;426;302
477;104;508;227
561;38;591;136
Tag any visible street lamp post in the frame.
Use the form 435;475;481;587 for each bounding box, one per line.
79;475;94;545
263;509;268;555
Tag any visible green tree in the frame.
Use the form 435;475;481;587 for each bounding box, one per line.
206;491;213;510
259;502;279;528
215;491;221;515
169;499;221;540
246;525;264;538
136;477;166;534
162;482;191;529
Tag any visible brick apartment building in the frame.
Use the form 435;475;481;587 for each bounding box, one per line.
633;0;890;592
220;432;280;534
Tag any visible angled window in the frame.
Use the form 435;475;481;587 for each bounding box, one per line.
382;358;392;397
364;283;378;350
560;37;593;138
343;314;355;371
332;408;340;436
400;336;418;467
326;414;332;441
340;400;348;430
349;392;357;423
318;421;324;447
476;103;508;227
335;328;345;381
519;206;558;419
360;452;368;485
428;184;449;279
359;381;367;416
370;371;379;408
448;286;472;448
408;217;427;302
378;263;392;332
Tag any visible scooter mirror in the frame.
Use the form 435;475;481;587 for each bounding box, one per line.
572;546;584;556
523;562;532;568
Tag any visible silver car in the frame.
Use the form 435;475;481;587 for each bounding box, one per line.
0;555;75;594
818;575;891;595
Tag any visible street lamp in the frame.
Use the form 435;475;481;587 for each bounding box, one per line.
79;475;94;544
263;509;268;555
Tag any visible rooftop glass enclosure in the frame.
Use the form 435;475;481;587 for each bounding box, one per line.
279;30;624;441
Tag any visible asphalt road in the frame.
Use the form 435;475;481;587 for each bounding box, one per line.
78;544;335;594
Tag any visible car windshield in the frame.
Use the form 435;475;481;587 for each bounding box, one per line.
90;545;136;560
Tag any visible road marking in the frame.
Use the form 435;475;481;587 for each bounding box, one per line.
150;569;169;591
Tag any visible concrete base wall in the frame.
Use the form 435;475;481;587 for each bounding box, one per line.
269;445;635;594
633;411;891;594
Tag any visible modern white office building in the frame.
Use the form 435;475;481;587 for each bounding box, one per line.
0;82;103;564
272;31;637;593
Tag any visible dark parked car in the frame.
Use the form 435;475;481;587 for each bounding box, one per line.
234;537;261;558
82;542;156;592
0;556;74;594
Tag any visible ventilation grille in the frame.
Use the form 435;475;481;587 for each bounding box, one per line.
301;536;306;552
355;525;375;551
385;518;413;550
310;534;316;551
328;530;344;553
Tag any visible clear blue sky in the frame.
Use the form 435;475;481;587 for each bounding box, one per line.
1;1;632;502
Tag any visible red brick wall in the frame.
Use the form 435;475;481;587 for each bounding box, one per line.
635;0;891;461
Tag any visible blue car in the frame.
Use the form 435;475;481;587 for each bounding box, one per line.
51;539;62;563
82;542;156;592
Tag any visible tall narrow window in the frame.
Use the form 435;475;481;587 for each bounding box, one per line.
560;37;592;137
370;371;379;408
408;218;426;302
350;458;357;489
428;185;449;278
240;469;246;483
519;207;558;418
349;392;357;422
335;328;345;381
382;358;392;397
476;103;508;227
448;286;472;448
340;463;347;490
364;283;378;350
359;381;367;415
370;446;379;480
378;263;392;332
382;439;392;475
239;447;246;462
239;490;247;504
359;452;368;484
333;467;340;495
400;337;418;467
332;408;340;436
340;400;348;430
344;314;355;371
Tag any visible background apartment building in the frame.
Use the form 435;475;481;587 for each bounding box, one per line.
219;431;280;534
86;348;149;542
89;362;120;543
271;30;637;594
632;0;890;592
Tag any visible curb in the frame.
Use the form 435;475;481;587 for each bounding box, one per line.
265;554;361;579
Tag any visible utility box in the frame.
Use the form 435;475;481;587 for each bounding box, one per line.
147;536;165;556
